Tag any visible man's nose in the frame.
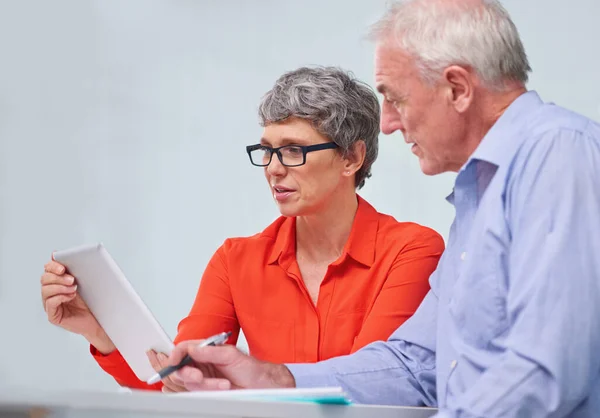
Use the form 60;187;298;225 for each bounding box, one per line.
381;101;405;135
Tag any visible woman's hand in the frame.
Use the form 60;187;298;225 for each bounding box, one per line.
147;350;188;392
41;257;116;354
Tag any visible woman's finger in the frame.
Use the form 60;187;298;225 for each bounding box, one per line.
147;351;187;392
41;284;77;302
44;293;76;315
44;260;66;275
147;350;161;371
40;271;75;286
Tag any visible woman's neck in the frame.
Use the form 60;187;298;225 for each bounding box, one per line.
295;191;359;264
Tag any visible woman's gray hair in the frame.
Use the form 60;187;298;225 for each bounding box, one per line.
258;66;380;189
369;0;532;90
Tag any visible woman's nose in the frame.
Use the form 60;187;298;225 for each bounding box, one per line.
266;153;286;176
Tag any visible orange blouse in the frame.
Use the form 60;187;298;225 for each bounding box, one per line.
91;196;444;390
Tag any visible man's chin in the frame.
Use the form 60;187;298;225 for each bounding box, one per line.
418;159;443;176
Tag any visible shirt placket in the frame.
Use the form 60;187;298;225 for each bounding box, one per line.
444;162;480;406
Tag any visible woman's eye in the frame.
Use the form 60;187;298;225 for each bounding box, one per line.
281;146;302;156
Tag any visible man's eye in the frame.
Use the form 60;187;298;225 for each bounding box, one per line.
392;99;404;108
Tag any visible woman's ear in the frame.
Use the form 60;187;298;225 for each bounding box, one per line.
343;140;366;176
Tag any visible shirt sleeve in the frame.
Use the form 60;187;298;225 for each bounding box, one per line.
175;239;240;344
288;284;439;406
442;128;600;417
90;345;162;390
351;227;444;351
90;239;241;390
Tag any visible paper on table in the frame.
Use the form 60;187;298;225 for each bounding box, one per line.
169;387;352;405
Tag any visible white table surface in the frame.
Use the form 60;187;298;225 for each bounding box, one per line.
0;387;437;418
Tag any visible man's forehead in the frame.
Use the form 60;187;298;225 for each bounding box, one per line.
374;43;414;81
374;41;393;61
375;41;411;65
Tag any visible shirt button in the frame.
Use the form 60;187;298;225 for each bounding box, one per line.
460;252;467;261
450;360;457;369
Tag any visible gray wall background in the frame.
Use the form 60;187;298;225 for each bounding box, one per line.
0;0;598;391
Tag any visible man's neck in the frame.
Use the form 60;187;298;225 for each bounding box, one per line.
295;190;358;264
486;85;527;126
462;85;528;164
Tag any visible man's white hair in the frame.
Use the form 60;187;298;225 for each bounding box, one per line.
369;0;531;90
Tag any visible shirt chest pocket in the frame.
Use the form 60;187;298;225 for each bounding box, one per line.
447;250;509;349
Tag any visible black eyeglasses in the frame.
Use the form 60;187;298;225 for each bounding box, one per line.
246;142;339;167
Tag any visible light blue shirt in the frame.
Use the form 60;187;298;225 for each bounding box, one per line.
288;91;600;417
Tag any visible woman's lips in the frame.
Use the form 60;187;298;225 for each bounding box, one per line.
272;186;295;202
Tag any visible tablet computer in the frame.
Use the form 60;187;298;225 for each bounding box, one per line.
53;243;174;382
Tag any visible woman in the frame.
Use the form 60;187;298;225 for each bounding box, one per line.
40;66;444;392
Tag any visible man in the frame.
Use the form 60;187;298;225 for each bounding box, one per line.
163;0;600;416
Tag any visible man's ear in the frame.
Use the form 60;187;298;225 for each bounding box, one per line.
443;65;474;113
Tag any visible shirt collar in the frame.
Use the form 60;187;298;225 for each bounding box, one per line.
337;195;378;267
267;215;295;265
267;195;378;268
446;90;544;203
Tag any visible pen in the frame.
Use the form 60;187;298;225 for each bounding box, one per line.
146;331;232;385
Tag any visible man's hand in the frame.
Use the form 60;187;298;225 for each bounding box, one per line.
166;340;296;392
